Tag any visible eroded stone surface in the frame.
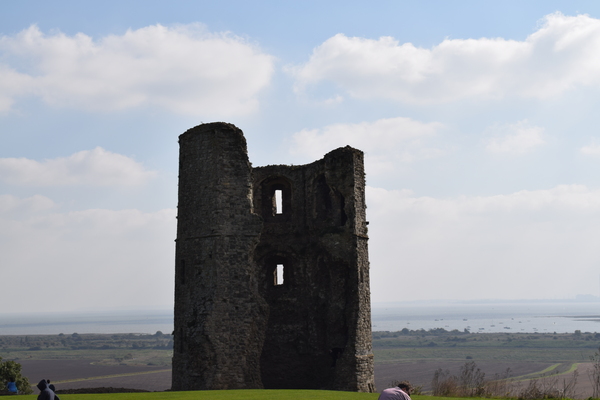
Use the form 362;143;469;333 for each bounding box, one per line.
172;122;374;392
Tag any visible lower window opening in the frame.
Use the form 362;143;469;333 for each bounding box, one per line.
274;264;284;285
274;189;283;214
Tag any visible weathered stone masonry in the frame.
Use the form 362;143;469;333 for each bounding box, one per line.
172;122;375;392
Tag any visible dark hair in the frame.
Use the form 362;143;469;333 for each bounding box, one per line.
398;381;412;394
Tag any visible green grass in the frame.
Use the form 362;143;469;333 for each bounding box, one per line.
10;393;486;400
13;389;383;400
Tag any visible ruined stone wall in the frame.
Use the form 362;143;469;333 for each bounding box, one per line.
253;147;374;391
173;122;374;392
172;123;267;390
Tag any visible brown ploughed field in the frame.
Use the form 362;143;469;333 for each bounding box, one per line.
374;360;556;391
20;359;566;394
19;359;171;392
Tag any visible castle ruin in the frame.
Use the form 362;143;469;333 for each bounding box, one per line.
172;122;374;392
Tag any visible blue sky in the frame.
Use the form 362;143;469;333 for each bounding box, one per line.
3;1;600;313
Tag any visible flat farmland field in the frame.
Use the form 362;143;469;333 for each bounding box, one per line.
372;330;600;397
374;360;556;391
3;330;600;395
0;332;173;392
17;359;171;392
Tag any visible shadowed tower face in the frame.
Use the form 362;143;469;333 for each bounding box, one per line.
172;122;374;392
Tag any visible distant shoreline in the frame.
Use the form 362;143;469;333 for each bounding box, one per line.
3;301;600;335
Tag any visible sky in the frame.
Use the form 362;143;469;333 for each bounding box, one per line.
3;1;600;313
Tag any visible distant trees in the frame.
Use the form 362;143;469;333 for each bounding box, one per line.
0;332;173;351
0;357;32;394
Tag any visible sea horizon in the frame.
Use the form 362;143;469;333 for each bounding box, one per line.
2;299;600;335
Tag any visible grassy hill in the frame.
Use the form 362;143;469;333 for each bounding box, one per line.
9;391;427;400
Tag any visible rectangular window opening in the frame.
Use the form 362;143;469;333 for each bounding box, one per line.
275;190;283;214
275;264;284;285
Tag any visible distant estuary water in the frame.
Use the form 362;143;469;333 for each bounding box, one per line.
2;302;600;335
0;310;174;335
371;301;600;334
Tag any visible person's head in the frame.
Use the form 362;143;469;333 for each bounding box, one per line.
37;379;48;392
398;381;412;395
9;377;15;383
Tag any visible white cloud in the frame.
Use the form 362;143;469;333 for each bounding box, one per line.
0;147;157;186
367;184;600;303
0;65;34;111
290;117;445;174
0;194;56;214
0;199;176;312
0;24;274;115
580;141;600;155
291;13;600;103
485;120;546;154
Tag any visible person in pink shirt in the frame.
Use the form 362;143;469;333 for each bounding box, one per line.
378;382;412;400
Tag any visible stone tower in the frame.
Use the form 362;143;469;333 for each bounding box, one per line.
172;122;374;392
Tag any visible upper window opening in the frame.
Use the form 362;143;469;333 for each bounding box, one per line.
275;264;284;285
257;177;291;219
275;190;283;214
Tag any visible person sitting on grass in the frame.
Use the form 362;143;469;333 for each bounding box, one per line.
6;378;18;394
378;381;412;400
37;379;60;400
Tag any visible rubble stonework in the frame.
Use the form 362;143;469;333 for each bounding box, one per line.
172;122;375;392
